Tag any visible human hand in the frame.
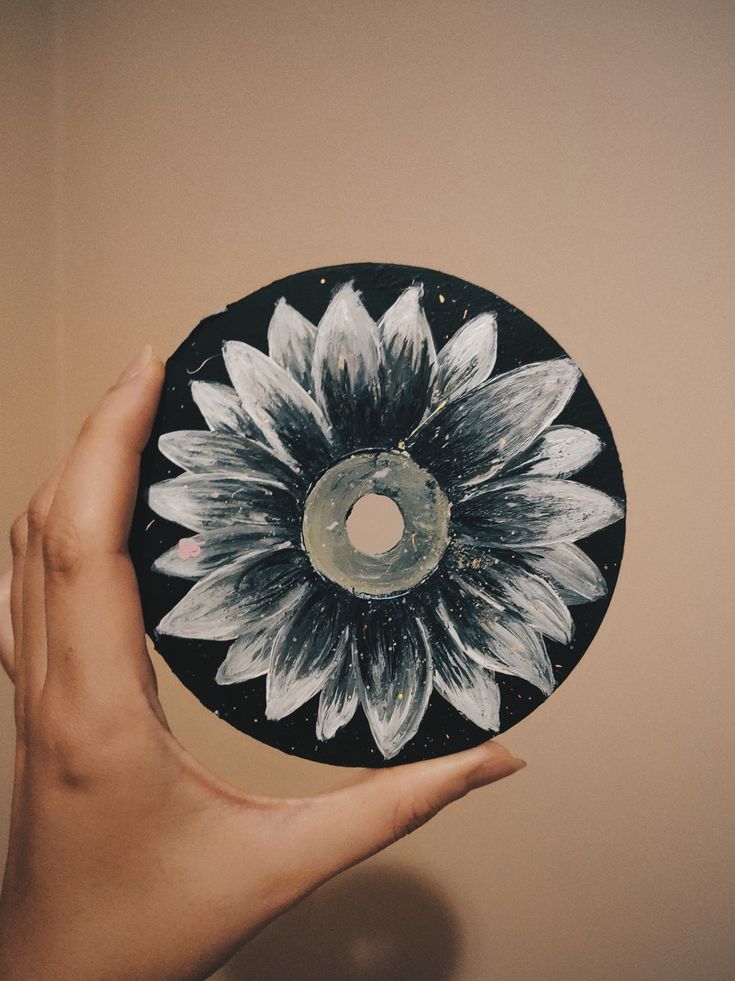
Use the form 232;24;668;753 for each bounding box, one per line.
0;347;526;981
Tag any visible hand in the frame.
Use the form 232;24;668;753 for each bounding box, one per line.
0;346;526;981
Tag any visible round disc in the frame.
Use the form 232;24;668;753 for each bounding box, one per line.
130;262;626;767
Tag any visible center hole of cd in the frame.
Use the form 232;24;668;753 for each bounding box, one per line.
345;494;405;556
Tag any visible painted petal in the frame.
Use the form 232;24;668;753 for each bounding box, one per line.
156;546;311;641
316;653;358;741
434;576;555;695
417;612;500;730
158;430;304;490
506;426;602;479
518;542;608;605
435;312;497;404
215;608;291;684
352;601;432;760
148;473;299;532
488;615;556;695
456;478;624;547
449;549;573;644
266;586;349;720
190;381;262;440
267;298;318;394
408;359;580;489
379;285;437;440
152;524;294;580
223;340;335;478
312;283;382;450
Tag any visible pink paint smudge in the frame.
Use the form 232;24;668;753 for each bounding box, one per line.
177;538;202;561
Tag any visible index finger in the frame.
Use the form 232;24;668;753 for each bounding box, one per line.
42;347;165;710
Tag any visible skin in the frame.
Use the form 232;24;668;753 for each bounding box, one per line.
0;347;526;981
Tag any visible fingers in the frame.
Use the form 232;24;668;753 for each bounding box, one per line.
286;740;527;884
0;571;13;681
16;470;65;719
41;347;164;713
5;515;30;696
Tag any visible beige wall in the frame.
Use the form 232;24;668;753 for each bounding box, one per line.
2;2;733;979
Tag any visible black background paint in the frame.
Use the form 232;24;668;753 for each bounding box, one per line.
129;263;626;767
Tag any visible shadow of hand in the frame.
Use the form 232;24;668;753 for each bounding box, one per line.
218;864;461;981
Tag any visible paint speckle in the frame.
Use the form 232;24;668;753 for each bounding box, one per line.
186;354;219;376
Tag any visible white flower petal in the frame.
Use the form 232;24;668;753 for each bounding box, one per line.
152;524;294;580
158;430;304;490
408;359;580;489
518;542;608;605
450;550;573;644
223;339;335;478
266;587;349;720
352;602;432;760
379;285;437;439
312;283;382;449
190;381;262;440
155;547;310;641
215;611;290;685
435;312;497;404
148;473;298;532
506;425;603;479
267;298;318;394
484;615;556;695
456;477;624;547
436;578;555;695
316;651;358;741
416;614;500;730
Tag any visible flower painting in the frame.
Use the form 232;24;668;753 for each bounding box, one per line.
130;264;626;766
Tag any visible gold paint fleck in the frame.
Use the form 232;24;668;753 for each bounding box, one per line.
463;308;468;320
438;293;445;303
397;692;404;700
320;277;326;284
397;439;406;451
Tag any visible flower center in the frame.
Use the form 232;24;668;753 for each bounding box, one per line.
345;493;405;555
302;450;450;599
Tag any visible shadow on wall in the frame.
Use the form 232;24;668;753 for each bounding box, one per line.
220;865;462;981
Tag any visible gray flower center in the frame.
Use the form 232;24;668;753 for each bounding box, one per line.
302;450;450;599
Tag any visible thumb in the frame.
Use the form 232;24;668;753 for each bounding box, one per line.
288;740;526;883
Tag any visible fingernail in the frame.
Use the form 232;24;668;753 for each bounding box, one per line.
116;345;153;386
468;752;527;790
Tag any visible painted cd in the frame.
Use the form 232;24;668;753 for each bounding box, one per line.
130;263;626;766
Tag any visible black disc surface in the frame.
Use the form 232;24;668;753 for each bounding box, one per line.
130;263;626;767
